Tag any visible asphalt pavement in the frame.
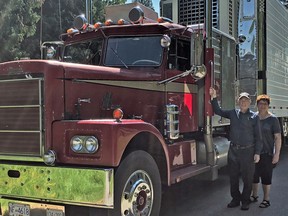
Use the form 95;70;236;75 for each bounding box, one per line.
160;145;288;216
2;146;286;216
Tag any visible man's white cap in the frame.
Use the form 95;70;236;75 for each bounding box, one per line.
238;92;250;100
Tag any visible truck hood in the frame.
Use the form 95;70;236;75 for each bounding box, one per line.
61;62;161;81
0;60;161;81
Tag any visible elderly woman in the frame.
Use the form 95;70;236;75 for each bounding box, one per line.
250;94;282;208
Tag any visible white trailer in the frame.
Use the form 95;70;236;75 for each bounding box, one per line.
238;0;288;140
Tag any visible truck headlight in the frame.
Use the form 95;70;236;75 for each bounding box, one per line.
70;136;84;152
85;136;99;153
70;136;100;154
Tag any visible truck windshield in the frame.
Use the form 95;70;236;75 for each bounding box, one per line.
105;36;163;67
63;39;103;65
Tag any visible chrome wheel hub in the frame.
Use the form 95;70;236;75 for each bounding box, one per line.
121;170;153;216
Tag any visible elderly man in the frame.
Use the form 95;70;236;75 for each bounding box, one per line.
209;87;262;211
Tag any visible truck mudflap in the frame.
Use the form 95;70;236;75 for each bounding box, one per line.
0;164;113;209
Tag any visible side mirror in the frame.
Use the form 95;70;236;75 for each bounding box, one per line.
190;64;207;80
41;41;63;60
161;35;171;48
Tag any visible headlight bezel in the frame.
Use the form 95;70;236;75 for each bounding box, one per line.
85;136;99;153
70;136;84;152
70;135;99;154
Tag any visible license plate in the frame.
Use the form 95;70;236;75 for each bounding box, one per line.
9;203;30;216
46;209;64;216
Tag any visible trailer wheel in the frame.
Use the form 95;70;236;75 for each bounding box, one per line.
282;120;288;145
111;150;161;216
279;118;288;145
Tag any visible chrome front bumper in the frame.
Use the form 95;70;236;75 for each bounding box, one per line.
0;164;113;209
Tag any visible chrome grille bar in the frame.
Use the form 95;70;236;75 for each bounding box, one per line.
0;78;43;160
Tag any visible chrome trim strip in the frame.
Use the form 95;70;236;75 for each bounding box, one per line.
0;78;43;83
75;79;198;94
0;130;41;133
0;105;40;108
0;155;43;162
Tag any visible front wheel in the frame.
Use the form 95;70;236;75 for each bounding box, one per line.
111;150;162;216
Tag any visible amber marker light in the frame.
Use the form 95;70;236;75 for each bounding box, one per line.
94;22;103;29
113;108;123;122
67;28;78;34
157;17;164;23
157;17;173;23
118;19;128;25
105;19;114;26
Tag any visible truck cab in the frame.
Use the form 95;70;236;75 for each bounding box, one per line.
0;4;237;216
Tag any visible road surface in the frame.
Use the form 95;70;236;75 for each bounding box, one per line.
160;145;288;216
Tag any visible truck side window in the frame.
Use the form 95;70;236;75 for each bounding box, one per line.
168;38;191;71
63;39;103;65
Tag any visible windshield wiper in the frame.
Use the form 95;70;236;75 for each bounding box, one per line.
110;47;128;69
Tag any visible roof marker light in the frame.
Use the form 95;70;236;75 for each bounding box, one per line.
105;19;114;26
157;17;173;23
118;19;129;25
94;22;103;29
67;28;78;34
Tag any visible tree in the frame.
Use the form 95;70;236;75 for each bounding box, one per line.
36;0;125;58
0;0;42;62
0;0;127;62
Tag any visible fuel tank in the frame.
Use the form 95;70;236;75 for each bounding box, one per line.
197;136;230;168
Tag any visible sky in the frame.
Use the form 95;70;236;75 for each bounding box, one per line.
127;0;160;15
153;0;160;14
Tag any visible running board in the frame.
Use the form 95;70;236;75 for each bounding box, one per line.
170;164;211;184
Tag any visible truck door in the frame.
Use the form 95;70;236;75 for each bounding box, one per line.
166;37;199;133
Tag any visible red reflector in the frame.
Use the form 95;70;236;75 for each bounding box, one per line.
113;109;123;121
82;23;88;30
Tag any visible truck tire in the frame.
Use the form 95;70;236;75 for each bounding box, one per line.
111;150;162;216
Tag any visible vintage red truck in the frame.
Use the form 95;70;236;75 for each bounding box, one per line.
0;1;288;215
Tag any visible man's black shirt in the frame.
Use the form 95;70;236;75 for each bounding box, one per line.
211;98;262;154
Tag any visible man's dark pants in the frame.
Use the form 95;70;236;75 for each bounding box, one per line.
228;145;255;204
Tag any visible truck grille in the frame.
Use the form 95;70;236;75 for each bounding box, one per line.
0;78;43;158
